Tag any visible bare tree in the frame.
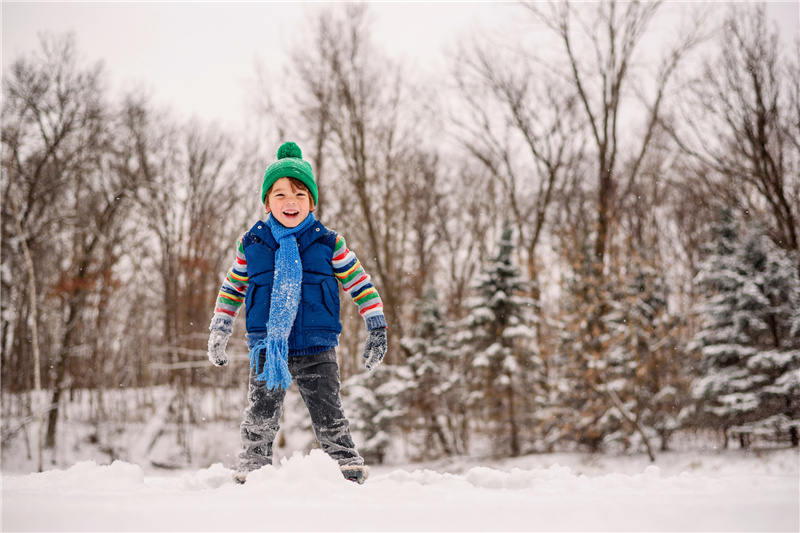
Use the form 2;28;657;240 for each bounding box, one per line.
525;0;707;273
451;33;583;289
429;161;500;321
665;4;800;270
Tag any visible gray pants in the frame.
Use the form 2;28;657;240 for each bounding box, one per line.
238;348;363;473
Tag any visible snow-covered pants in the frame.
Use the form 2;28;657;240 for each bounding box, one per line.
238;348;363;473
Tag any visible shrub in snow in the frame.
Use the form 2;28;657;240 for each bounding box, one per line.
343;364;415;464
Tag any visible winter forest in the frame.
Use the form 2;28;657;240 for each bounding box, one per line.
2;0;799;478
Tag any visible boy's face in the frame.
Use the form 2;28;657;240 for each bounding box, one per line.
266;177;312;228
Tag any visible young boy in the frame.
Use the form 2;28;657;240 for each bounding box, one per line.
206;141;387;484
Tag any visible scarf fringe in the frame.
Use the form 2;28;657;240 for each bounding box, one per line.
248;337;293;390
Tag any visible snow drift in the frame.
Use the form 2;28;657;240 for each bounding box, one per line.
3;448;798;532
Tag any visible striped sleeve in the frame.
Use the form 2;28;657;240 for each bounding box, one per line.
213;237;249;320
332;234;387;330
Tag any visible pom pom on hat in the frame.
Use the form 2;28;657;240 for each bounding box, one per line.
277;141;303;160
262;141;318;206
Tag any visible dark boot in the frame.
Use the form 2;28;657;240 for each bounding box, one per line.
340;464;370;484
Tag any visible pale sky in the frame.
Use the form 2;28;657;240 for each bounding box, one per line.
2;2;518;132
3;2;798;133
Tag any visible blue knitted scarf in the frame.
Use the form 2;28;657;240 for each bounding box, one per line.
248;212;316;390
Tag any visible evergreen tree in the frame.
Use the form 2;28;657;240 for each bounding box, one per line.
400;289;463;458
455;221;542;456
691;212;800;447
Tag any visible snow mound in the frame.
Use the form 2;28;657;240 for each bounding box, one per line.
3;450;798;532
175;463;235;491
381;462;702;496
245;449;346;487
3;460;145;492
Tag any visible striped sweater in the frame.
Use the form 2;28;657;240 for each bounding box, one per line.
213;232;387;331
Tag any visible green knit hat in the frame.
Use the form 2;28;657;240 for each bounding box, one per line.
261;142;318;206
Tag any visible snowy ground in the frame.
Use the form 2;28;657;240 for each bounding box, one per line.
2;447;798;532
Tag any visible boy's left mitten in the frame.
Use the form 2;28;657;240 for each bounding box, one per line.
362;328;387;371
207;330;230;366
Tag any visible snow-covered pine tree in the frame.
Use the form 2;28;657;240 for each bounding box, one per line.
400;288;466;458
455;221;542;456
691;211;800;447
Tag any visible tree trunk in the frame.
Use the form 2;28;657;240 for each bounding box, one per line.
44;294;83;449
507;382;520;457
7;155;45;472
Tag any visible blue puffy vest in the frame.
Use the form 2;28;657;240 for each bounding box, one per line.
242;219;342;355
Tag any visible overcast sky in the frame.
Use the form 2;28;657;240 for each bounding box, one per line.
3;2;798;133
2;2;517;131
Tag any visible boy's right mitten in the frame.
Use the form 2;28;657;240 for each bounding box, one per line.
208;315;233;367
207;330;230;366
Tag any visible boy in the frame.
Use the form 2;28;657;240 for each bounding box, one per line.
206;141;387;484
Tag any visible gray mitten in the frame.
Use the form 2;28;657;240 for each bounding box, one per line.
362;328;387;371
207;329;230;367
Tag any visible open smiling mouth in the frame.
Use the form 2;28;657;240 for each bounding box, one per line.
283;209;300;219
